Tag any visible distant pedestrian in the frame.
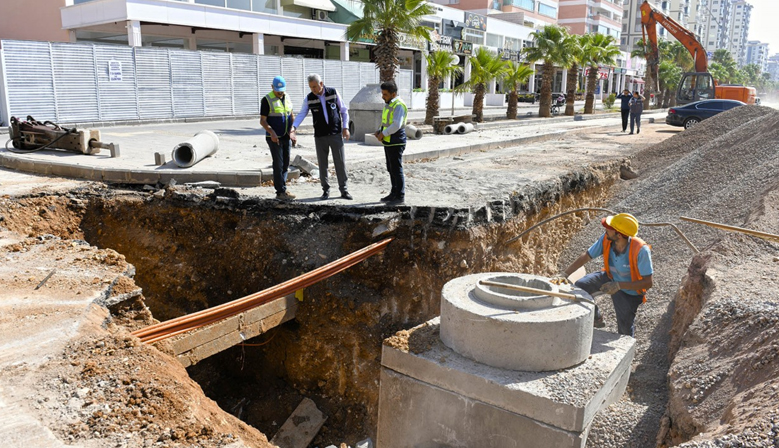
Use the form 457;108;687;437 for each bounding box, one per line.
260;76;296;200
374;81;407;205
629;91;645;135
291;74;352;200
616;89;632;132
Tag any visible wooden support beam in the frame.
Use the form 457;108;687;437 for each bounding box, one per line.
168;293;298;367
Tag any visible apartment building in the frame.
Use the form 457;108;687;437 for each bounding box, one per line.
619;0;671;53
695;0;733;56
430;0;560;29
727;0;751;66
558;0;622;39
744;40;769;71
767;54;779;82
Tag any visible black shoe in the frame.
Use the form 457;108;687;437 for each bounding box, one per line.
637;129;640;134
380;194;395;202
341;192;353;200
320;191;329;200
628;132;634;135
388;196;405;205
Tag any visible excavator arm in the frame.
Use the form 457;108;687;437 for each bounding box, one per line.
639;1;708;73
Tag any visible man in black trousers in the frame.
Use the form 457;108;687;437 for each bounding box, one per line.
616;89;632;132
374;81;407;205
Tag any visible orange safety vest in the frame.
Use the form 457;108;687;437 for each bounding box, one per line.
603;236;650;302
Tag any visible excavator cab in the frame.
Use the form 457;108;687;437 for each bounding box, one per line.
676;72;715;105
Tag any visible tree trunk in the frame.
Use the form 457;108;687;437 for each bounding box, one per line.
473;83;486;122
507;89;518;119
565;65;578;116
538;62;554;118
644;59;658;110
669;91;677;107
425;77;440;125
584;66;598;114
375;30;399;82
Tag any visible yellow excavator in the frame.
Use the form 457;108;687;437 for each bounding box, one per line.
640;0;757;105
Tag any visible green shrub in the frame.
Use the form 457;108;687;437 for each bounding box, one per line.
603;93;616;109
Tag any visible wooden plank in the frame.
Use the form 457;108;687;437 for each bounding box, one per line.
169;294;297;355
270;398;327;448
176;305;297;367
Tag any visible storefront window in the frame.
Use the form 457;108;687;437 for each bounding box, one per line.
252;0;277;13
486;33;503;48
227;0;252;10
505;37;522;51
463;29;484;45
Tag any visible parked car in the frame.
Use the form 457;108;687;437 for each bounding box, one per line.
665;99;746;129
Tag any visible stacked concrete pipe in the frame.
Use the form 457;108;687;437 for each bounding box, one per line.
457;123;474;134
172;130;220;168
444;124;458;134
405;125;423;140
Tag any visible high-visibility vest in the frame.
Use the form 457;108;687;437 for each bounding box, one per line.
380;97;407;146
603;236;650;301
264;92;293;137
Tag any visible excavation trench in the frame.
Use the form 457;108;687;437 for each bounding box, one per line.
2;165;618;445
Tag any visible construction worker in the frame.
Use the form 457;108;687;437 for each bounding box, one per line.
374;80;407;205
290;73;351;200
260;76;296;201
556;213;653;337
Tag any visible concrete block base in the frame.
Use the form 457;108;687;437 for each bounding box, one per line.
378;318;635;448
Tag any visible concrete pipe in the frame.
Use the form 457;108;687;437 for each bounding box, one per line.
444;124;457;134
405;124;423;140
172;130;220;168
457;123;475;134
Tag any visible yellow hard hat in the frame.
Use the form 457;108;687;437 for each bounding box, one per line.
601;213;639;237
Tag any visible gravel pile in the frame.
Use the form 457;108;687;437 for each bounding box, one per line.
557;105;779;447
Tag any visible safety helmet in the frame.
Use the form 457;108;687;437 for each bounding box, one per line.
601;213;639;237
272;76;287;92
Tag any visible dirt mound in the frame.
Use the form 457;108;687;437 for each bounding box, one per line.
558;105;779;447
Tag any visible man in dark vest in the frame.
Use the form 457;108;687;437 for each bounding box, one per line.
291;73;351;200
375;80;407;205
260;75;296;201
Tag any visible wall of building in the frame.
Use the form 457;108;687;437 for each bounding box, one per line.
0;0;70;42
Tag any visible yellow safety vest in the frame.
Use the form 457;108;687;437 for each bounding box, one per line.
380;97;408;145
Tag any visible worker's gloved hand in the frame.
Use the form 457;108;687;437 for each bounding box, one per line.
549;273;571;285
600;281;621;295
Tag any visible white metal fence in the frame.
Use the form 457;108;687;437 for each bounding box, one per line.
0;40;413;126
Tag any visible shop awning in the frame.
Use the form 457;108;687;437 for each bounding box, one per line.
281;0;336;12
632;78;645;84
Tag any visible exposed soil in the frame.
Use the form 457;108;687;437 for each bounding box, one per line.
2;106;779;448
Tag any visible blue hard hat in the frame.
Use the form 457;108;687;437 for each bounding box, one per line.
272;76;286;92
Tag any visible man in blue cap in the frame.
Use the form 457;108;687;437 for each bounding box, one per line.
260;76;296;200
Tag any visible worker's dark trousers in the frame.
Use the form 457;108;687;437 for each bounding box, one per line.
267;135;291;194
314;134;348;194
384;144;405;198
621;109;630;131
630;112;642;134
575;271;644;337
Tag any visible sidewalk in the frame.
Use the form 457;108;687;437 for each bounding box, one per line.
0;106;655;184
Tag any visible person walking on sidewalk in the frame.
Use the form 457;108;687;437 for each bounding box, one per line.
291;74;352;200
629;91;645;135
616;89;632;132
374;81;407;205
260;76;296;200
553;213;653;337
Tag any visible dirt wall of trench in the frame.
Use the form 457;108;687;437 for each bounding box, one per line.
75;163;619;443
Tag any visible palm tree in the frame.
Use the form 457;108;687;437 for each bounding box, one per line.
657;60;682;107
502;62;534;119
563;34;586;116
582;33;620;114
522;25;571;118
346;0;434;82
632;39;657;109
424;51;463;125
460;47;508;122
